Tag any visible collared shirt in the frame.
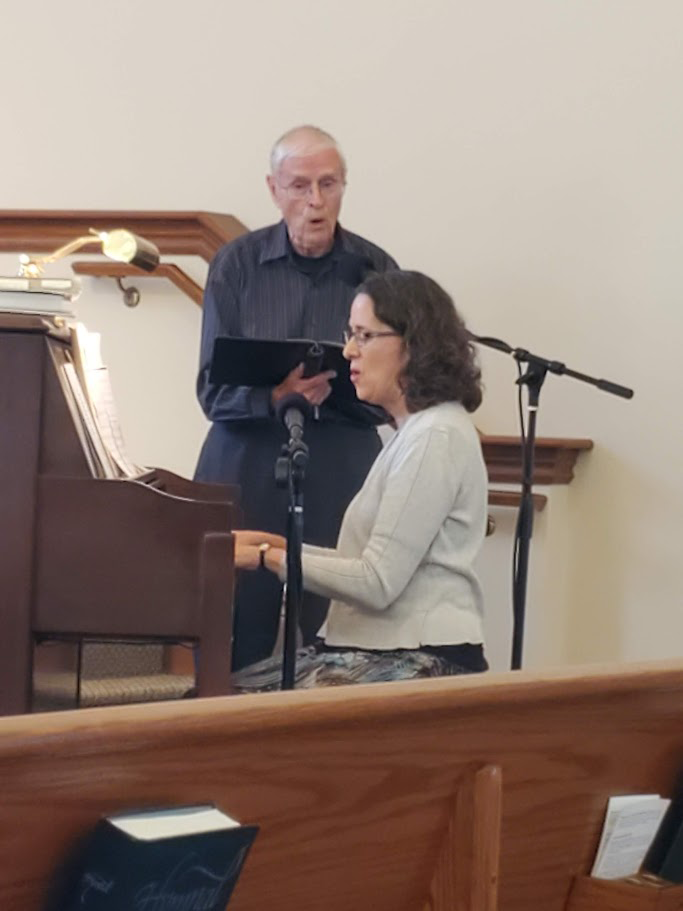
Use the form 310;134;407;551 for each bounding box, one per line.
196;221;398;423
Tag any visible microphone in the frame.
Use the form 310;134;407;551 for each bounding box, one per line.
275;393;312;440
467;332;514;354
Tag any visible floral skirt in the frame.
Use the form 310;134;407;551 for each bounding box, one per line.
231;643;478;693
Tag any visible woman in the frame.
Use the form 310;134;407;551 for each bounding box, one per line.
233;269;488;688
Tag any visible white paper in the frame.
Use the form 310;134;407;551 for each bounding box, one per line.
591;794;670;879
111;805;239;841
70;322;145;478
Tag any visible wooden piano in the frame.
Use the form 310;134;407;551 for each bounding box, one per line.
0;313;237;715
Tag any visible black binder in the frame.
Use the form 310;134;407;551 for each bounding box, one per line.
209;336;387;425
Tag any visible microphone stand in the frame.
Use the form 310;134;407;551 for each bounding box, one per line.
471;334;634;670
274;413;309;690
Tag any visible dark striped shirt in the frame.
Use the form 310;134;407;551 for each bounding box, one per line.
196;220;398;423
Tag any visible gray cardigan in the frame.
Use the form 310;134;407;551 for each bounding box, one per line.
294;401;487;650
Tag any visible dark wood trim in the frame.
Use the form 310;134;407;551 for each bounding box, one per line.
481;434;593;485
0;210;248;262
488;489;547;511
72;261;203;306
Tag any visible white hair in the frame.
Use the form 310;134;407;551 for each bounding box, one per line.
269;125;347;177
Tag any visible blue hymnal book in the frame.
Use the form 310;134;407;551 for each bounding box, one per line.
51;804;258;911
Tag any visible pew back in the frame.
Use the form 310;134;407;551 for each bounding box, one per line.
1;662;683;911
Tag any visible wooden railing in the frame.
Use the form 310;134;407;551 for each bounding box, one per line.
0;210;248;305
0;210;593;499
0;210;248;261
72;261;205;306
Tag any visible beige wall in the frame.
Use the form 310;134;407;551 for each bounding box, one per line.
3;0;681;671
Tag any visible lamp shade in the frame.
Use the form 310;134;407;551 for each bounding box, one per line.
99;230;159;272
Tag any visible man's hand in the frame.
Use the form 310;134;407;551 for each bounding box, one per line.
272;363;336;409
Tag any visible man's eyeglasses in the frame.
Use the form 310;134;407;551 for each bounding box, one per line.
343;329;400;348
279;177;345;200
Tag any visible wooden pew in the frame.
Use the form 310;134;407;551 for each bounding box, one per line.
1;661;683;911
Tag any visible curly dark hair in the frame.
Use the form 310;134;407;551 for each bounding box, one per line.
356;270;482;413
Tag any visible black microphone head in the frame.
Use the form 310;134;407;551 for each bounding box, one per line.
275;393;312;425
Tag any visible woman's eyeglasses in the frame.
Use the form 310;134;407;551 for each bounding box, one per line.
343;329;400;348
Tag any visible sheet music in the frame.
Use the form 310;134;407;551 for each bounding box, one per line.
69;323;145;479
61;362;119;479
48;345;101;477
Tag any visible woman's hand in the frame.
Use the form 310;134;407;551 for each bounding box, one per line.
234;530;286;550
263;547;286;574
234;542;262;571
233;530;287;572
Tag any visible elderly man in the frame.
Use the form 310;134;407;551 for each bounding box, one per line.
195;125;398;671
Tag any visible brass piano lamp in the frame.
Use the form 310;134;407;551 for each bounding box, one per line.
17;228;160;278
